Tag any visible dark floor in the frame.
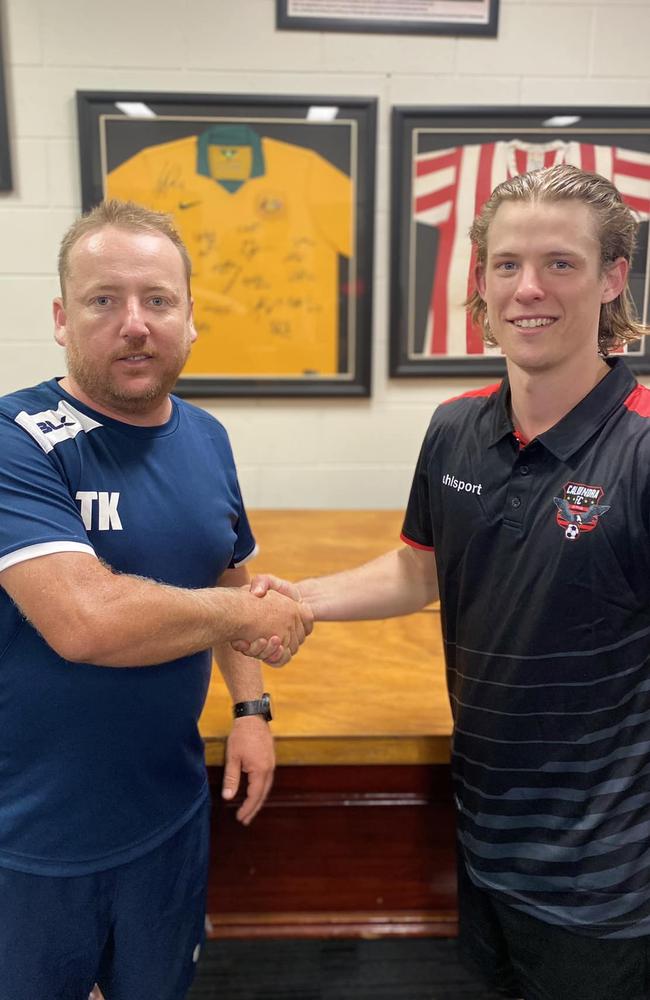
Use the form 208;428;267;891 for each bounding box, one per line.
187;937;505;1000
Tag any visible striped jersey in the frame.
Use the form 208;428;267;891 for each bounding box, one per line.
106;125;352;377
402;359;650;938
413;140;650;357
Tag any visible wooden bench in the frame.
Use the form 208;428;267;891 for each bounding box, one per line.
201;511;457;939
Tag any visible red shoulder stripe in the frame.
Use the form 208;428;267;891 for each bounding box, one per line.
440;382;501;406
400;532;435;552
624;384;650;418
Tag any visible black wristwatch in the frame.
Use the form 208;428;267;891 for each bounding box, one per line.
233;692;272;722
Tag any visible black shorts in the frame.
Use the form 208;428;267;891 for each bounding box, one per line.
457;849;650;1000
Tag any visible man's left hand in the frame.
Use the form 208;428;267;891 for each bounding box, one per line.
222;715;275;825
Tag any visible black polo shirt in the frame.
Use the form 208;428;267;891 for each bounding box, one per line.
402;358;650;938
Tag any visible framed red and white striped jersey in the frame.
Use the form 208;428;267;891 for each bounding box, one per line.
390;107;650;377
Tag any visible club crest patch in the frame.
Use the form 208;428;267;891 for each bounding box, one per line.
553;482;610;541
256;192;286;219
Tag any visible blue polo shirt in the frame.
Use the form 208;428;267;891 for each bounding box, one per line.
0;379;255;875
402;358;650;938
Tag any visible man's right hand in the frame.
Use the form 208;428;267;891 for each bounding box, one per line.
231;584;313;666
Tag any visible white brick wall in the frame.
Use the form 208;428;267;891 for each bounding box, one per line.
1;0;649;510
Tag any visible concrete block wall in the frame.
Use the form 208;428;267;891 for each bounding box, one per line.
1;0;649;509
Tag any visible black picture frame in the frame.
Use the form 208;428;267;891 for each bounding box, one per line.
0;18;12;192
277;0;499;37
390;106;650;377
76;91;376;398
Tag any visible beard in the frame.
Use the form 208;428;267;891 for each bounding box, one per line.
64;336;192;417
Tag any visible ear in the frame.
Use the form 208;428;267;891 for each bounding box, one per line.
52;297;67;347
475;263;487;300
601;257;629;304
188;297;198;343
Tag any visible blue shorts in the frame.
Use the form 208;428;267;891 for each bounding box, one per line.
0;795;210;1000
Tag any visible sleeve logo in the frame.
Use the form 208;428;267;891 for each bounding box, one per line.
15;401;102;454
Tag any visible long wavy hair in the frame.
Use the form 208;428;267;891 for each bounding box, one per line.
465;164;647;355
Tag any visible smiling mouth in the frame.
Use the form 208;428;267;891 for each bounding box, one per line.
117;354;154;362
510;318;556;329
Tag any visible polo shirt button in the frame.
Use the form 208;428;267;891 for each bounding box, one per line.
511;496;522;509
520;465;529;476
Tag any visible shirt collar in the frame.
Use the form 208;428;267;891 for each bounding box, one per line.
487;358;637;459
196;124;265;192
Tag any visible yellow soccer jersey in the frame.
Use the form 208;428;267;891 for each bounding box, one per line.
106;125;353;377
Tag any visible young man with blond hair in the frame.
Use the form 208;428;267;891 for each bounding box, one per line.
247;165;650;999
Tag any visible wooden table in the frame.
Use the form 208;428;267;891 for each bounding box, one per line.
201;512;457;939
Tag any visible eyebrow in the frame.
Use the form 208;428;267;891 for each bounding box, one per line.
489;249;585;259
82;283;180;295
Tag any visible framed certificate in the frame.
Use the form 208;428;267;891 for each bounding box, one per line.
277;0;499;37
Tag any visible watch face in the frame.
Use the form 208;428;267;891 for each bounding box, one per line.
261;693;272;721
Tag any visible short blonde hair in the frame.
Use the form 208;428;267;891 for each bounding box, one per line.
466;164;647;355
58;199;192;299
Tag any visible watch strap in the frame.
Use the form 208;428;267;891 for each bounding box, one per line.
233;692;272;722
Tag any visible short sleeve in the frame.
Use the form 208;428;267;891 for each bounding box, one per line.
0;416;95;573
231;481;257;568
401;428;435;552
307;150;353;259
106;147;179;216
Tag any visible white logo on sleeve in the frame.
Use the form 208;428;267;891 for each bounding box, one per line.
15;401;102;453
442;472;483;495
76;491;123;531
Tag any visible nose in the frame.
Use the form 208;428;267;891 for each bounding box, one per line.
514;265;545;303
120;298;149;337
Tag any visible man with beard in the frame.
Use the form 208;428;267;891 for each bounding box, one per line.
0;200;312;1000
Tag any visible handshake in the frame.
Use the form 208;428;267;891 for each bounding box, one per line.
231;574;313;667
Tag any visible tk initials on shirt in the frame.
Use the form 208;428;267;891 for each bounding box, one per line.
75;491;123;531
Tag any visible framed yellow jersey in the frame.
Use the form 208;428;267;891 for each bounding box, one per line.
77;92;376;398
